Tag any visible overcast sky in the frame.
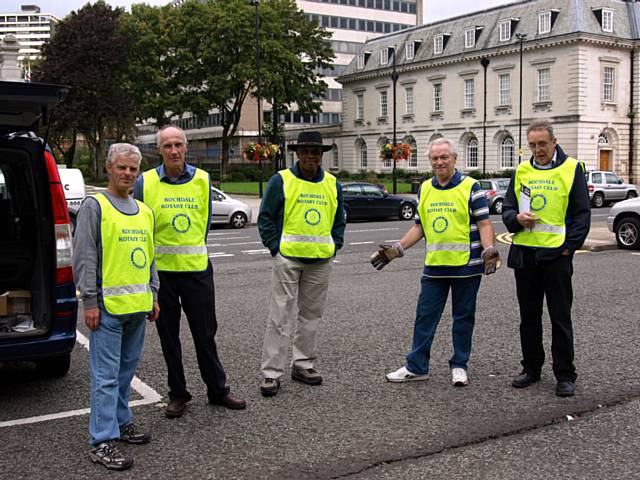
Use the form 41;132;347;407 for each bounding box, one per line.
17;0;516;22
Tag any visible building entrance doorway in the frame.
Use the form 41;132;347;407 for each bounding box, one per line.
599;149;611;171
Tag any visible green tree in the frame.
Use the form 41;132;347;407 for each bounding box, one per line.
35;2;137;179
128;0;334;175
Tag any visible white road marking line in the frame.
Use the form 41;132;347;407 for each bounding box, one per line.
347;228;400;233
242;249;270;254
208;231;251;236
209;252;234;257
384;239;401;242
632;252;640;256
0;331;161;429
208;241;263;247
206;236;250;244
349;241;375;245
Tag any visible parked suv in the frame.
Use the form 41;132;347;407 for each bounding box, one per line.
0;81;77;377
585;170;638;208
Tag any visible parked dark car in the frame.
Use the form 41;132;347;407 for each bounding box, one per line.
0;81;77;378
477;178;510;214
342;182;417;222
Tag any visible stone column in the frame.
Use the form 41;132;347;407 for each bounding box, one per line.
0;34;22;81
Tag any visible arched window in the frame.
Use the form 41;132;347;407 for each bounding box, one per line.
331;144;339;169
598;133;609;145
466;139;478;169
500;137;515;169
359;141;368;169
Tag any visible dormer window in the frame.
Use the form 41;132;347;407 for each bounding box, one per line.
602;9;613;32
499;20;511;41
357;54;365;69
380;48;389;65
406;41;415;60
538;12;551;34
593;7;614;33
464;28;475;48
434;35;443;54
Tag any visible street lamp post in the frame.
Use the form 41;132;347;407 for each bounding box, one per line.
516;33;527;164
390;46;399;194
252;0;263;198
480;57;490;174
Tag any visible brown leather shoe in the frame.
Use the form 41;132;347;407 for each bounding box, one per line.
208;393;247;410
165;398;189;418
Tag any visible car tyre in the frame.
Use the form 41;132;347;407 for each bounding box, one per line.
343;207;350;223
592;192;605;208
493;199;504;215
229;212;247;229
615;216;640;250
36;353;71;378
399;203;416;220
626;190;638;200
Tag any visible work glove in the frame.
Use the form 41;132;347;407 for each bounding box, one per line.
370;242;405;270
481;246;501;275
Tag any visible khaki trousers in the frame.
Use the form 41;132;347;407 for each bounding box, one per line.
261;254;333;379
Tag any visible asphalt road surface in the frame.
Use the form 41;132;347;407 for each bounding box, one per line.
2;209;640;480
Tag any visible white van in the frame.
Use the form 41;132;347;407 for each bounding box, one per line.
56;165;85;225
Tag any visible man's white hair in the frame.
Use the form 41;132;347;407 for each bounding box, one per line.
106;143;142;168
428;137;457;158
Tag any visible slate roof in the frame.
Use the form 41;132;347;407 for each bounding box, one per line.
339;0;639;81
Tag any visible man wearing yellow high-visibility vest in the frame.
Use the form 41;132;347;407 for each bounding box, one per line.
371;138;500;387
134;125;246;418
258;131;345;397
73;144;159;471
502;120;590;398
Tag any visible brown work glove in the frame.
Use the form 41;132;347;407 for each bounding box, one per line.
370;242;405;270
481;246;501;275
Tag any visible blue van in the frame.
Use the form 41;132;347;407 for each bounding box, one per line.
0;81;77;377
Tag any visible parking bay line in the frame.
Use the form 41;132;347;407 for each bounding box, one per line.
0;331;161;429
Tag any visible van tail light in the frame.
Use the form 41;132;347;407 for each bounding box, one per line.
44;150;74;284
587;184;594;192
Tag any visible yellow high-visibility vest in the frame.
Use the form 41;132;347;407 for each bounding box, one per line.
513;157;578;248
142;168;209;272
418;176;475;266
95;193;154;315
279;168;338;259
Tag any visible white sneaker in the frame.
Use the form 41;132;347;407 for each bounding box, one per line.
451;368;469;386
386;366;428;383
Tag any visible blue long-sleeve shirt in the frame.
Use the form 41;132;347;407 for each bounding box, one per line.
257;162;345;263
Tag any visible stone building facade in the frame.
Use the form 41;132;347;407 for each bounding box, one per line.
335;0;640;183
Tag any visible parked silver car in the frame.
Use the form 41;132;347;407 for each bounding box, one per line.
477;178;510;214
607;196;640;249
211;187;252;229
586;170;638;208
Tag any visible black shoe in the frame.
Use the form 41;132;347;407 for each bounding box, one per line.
165;398;189;418
291;368;323;385
556;381;575;397
89;440;133;471
119;423;151;445
512;371;540;389
260;378;280;397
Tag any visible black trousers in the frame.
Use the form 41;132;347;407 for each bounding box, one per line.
156;261;229;401
514;250;577;382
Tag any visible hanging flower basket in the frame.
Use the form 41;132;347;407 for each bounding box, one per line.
380;142;412;161
244;143;280;162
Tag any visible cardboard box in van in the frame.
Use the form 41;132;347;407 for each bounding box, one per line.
0;290;32;316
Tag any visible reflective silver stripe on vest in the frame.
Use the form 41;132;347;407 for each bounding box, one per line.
103;283;151;297
427;243;469;252
281;235;335;245
468;258;484;266
155;245;208;255
531;224;566;234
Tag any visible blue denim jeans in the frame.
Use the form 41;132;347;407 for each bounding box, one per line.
406;275;481;375
89;309;146;446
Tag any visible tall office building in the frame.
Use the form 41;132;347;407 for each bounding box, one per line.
0;5;59;61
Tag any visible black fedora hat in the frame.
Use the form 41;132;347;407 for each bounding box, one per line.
289;131;332;152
